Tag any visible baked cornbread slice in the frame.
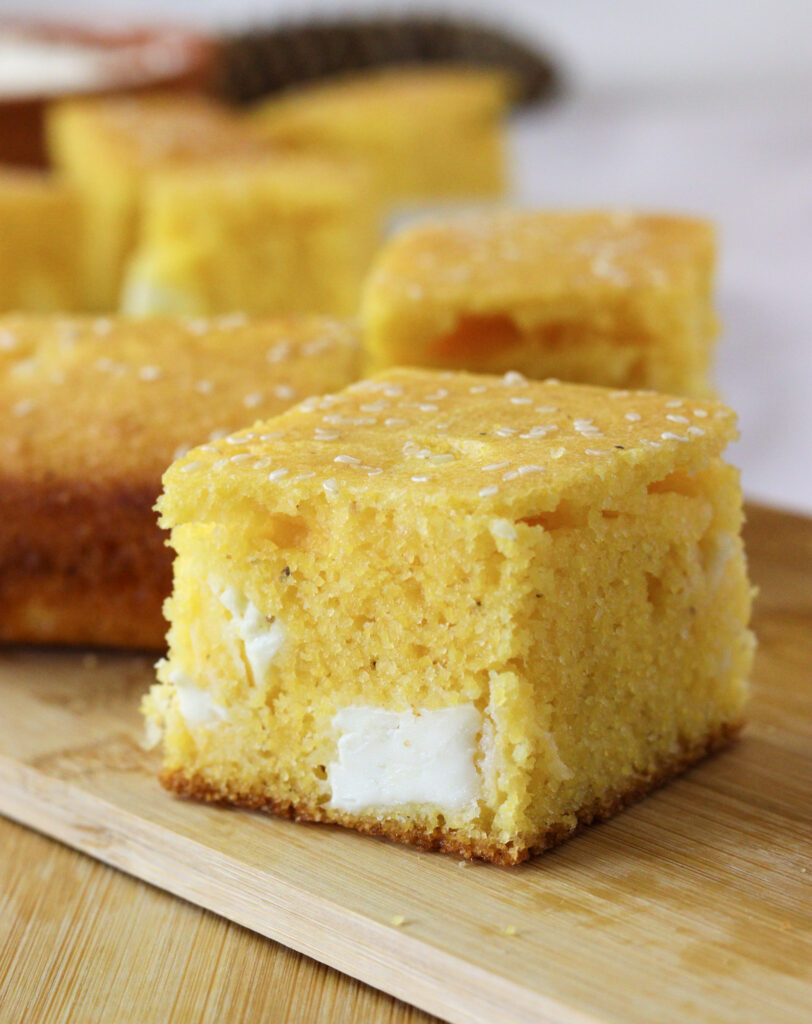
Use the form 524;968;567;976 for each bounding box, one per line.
122;155;379;318
145;368;754;863
0;170;82;314
46;94;271;310
0;315;359;649
362;211;718;396
249;67;510;203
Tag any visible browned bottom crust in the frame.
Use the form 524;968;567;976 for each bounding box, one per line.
0;476;170;650
160;720;742;865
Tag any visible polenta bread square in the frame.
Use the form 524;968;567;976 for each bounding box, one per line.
0;170;82;314
362;210;718;396
144;367;754;864
47;94;271;310
249;67;510;203
122;154;379;319
0;315;359;650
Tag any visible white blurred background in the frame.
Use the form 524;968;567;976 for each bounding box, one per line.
4;0;811;512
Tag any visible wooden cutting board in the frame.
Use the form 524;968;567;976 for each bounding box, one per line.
1;503;810;1024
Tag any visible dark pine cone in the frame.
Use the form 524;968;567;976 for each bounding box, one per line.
212;15;561;107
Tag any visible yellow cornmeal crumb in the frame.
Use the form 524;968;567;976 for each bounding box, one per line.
249;67;511;203
390;915;406;927
47;94;272;311
122;155;379;319
502;925;518;936
145;368;754;865
0;170;82;314
361;210;718;396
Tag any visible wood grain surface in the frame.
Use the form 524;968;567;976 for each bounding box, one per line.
0;502;810;1024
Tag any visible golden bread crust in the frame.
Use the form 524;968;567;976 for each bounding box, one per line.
0;476;170;648
160;721;741;865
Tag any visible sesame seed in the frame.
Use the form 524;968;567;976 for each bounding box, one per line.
478;485;499;498
687;425;706;437
225;435;247;445
383;386;403;398
266;342;291;363
172;444;190;460
254;457;271;469
180;460;202;473
268;468;289;482
411;474;430;483
274;384;295;401
384;417;409;427
510;396;532;405
230;453;253;463
693;409;708;418
365;467;384;475
483;462;509;472
295;471;317;480
469;385;488;394
303;338;331;356
517;465;544;475
360;401;389;413
549;447;566;459
429;453;455;464
665;399;684;408
212;458;229;471
243;391;264;408
490;519;517;542
585;448;607;456
608;390;631;399
185;318;209;335
259;431;284;441
314;430;340;441
494;427;515;437
195;379;213;394
417;403;439;412
216;313;247;329
138;365;162;381
424;389;449;401
661;432;690;442
666;414;689;424
334;454;361;465
625;411;641;422
502;371;527;386
323;478;339;495
502;469;519;481
534;406;558;414
520;425;557;439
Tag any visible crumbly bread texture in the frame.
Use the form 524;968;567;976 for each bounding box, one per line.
362;210;718;396
0;315;359;649
46;94;272;310
122;155;379;319
249;67;510;202
145;367;754;863
0;170;82;314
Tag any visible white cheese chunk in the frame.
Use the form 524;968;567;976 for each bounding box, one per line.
327;705;482;813
218;586;285;685
171;670;228;727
